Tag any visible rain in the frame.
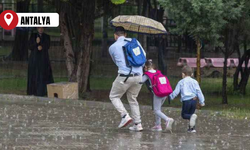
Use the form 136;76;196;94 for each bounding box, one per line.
0;94;249;149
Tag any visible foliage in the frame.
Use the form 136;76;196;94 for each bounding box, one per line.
158;0;245;45
110;0;126;5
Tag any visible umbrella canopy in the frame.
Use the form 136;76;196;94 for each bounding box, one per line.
110;15;167;35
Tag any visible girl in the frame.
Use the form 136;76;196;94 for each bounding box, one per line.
141;59;174;131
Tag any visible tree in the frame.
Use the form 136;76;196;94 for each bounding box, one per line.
55;0;95;94
10;0;31;61
52;0;115;93
158;0;244;104
233;1;250;95
221;23;240;104
234;49;250;95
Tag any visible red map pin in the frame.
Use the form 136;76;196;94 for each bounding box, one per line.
0;10;18;30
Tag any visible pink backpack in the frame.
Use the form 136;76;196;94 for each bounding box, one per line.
144;70;173;97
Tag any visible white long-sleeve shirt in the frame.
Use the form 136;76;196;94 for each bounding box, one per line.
169;76;205;105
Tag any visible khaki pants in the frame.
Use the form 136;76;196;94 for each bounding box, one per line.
109;75;142;124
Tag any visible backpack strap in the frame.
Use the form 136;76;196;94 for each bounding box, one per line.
122;45;132;83
122;38;134;83
122;46;130;67
122;67;132;83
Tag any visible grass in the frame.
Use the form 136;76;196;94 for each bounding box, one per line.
0;44;250;119
0;46;11;56
0;74;250;119
89;76;250;119
0;77;67;94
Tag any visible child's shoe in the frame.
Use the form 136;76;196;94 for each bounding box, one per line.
190;114;197;128
129;123;143;131
165;118;174;130
151;125;162;131
118;114;132;128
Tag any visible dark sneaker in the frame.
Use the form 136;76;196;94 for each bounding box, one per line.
188;126;196;133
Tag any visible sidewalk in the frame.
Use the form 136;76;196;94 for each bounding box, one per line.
0;94;249;150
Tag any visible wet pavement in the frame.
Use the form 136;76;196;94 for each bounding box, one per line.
0;94;250;150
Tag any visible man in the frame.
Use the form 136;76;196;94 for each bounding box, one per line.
109;27;146;131
27;27;54;96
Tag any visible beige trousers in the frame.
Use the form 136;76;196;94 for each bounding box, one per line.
109;75;142;124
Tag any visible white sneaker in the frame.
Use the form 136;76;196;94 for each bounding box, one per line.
129;123;143;131
166;118;174;130
118;114;132;128
151;125;162;131
190;114;197;128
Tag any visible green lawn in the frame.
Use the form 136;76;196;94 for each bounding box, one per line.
90;76;250;119
0;44;250;119
0;75;250;118
0;46;11;56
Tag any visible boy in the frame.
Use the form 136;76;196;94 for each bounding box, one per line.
169;66;205;133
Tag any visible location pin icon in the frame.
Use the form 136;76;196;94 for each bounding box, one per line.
4;13;13;26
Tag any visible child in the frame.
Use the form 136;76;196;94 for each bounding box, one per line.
169;66;205;133
141;59;174;131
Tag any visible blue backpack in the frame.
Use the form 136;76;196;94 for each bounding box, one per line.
121;38;146;83
123;38;146;67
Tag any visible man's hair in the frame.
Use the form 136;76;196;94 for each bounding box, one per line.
182;66;193;76
114;26;126;36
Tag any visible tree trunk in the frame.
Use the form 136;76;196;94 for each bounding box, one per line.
76;1;95;93
137;0;142;15
58;0;95;93
222;25;238;104
77;32;93;93
233;41;241;91
239;52;250;95
196;39;201;84
222;54;228;104
233;53;244;91
233;35;249;94
59;11;75;80
87;51;93;92
11;29;29;61
158;38;166;75
138;0;148;52
11;0;30;61
177;35;182;53
222;29;229;104
101;14;109;57
37;0;43;12
154;7;166;75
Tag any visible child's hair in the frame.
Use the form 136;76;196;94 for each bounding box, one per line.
145;59;155;69
182;66;193;76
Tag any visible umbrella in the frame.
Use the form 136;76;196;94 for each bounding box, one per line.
110;15;167;35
